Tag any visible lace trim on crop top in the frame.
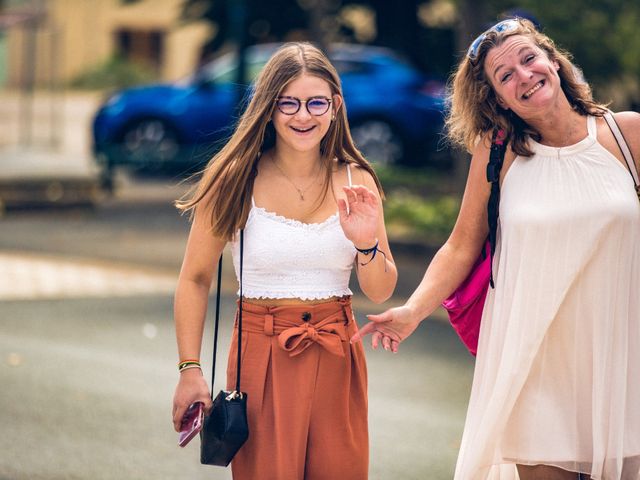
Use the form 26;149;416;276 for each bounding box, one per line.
230;163;356;300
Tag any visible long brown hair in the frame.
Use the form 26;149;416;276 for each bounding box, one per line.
446;18;608;155
176;42;382;240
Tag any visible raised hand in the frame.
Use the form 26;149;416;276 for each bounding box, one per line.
337;185;380;248
350;305;422;353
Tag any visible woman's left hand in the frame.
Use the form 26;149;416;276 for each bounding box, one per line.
338;185;380;247
350;305;422;353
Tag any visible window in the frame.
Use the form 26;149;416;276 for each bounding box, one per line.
115;29;164;72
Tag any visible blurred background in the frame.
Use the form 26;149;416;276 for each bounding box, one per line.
1;1;638;479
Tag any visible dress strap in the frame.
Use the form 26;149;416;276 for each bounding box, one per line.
251;196;256;207
346;163;353;187
586;115;598;139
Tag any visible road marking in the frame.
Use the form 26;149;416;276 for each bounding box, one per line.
0;251;177;300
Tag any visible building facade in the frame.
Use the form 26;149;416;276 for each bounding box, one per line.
0;0;212;88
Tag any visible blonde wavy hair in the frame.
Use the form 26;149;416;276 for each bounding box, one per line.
176;42;381;240
446;18;608;155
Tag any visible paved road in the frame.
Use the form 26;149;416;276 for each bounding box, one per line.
0;178;474;480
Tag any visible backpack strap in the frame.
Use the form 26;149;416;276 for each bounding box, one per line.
486;129;508;288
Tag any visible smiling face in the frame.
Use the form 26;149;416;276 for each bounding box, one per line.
484;35;562;120
272;73;342;156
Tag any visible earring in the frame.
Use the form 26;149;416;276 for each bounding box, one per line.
331;114;336;121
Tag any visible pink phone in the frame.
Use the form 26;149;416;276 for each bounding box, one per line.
178;402;204;447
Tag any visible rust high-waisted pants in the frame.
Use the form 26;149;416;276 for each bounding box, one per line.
226;296;368;480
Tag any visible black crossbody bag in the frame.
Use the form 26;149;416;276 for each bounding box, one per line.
200;230;249;466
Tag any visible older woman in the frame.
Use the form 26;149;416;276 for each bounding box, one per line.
353;18;640;480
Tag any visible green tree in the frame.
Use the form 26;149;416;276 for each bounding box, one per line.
179;1;640;107
182;0;310;62
181;1;456;76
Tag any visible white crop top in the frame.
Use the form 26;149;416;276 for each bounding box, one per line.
230;164;357;300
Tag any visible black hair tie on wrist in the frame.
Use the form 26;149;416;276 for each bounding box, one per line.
355;239;388;271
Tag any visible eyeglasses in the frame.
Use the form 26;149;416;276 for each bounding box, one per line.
467;19;520;62
275;96;332;116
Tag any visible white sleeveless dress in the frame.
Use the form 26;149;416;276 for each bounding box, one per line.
454;116;640;480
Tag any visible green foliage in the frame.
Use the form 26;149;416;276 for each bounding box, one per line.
69;56;158;90
384;191;460;245
181;0;640;106
385;193;459;244
375;165;457;197
373;166;460;245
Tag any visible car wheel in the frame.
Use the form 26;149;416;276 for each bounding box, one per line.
350;119;405;166
119;119;181;170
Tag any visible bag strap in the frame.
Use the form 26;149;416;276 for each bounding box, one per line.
210;229;243;399
602;111;640;192
210;254;223;400
236;230;243;392
486;129;507;288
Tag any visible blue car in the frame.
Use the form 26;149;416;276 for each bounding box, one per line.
92;43;447;183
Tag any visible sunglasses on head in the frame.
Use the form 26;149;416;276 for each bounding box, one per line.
467;19;521;62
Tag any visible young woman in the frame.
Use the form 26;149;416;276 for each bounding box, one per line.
171;42;397;480
353;19;640;480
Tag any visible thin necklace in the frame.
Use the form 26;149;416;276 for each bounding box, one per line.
271;157;321;201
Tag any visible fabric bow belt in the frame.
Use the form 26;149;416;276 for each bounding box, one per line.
238;299;353;358
278;316;347;357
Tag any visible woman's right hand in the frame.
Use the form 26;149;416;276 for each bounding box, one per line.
350;305;422;353
172;368;213;432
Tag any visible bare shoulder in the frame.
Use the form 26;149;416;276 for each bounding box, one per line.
612;111;640;166
613;110;640;128
468;133;492;176
613;111;640;140
353;164;378;189
337;160;378;191
468;131;516;190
